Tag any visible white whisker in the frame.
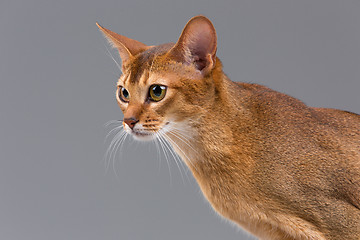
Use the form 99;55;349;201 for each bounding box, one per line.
169;124;194;135
156;133;173;185
112;132;128;180
153;135;162;173
163;134;192;183
109;131;127;168
104;120;122;127
158;131;187;184
104;129;126;173
103;119;198;184
163;131;199;173
102;41;122;73
105;125;123;142
168;129;199;155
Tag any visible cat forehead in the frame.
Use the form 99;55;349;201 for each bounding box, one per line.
117;42;203;87
121;43;175;84
118;71;173;88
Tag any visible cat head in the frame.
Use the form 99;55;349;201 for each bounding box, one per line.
98;16;220;141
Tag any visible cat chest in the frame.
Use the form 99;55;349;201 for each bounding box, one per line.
194;172;251;221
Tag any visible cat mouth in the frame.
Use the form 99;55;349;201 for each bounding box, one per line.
131;130;156;141
133;131;153;136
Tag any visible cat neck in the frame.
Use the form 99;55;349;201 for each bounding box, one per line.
166;63;254;180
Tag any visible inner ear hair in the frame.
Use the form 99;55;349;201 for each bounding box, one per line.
169;16;217;75
96;22;150;65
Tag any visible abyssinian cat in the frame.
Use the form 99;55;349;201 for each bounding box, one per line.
97;16;360;240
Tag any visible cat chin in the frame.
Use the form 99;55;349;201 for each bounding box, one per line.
131;131;157;142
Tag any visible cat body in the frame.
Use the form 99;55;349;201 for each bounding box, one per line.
97;16;360;239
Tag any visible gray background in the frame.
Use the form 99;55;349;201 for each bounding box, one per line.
1;0;359;240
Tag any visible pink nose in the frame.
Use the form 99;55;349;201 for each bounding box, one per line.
123;118;138;130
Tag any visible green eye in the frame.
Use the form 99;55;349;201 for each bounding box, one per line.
119;87;130;102
149;85;167;102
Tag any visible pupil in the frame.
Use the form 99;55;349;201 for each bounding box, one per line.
122;88;128;98
153;86;162;96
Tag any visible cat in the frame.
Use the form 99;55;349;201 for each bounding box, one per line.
97;16;360;240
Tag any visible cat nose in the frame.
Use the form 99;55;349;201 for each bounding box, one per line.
123;117;139;130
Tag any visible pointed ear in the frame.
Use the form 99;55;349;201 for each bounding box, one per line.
168;16;217;75
96;23;150;64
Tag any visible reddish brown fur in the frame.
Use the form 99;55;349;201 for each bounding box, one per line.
98;16;360;239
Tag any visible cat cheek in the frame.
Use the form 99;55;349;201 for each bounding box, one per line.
116;101;127;112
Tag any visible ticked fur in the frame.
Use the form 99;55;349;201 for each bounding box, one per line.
98;16;360;240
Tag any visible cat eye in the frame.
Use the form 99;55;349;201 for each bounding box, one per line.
149;85;167;102
118;86;130;102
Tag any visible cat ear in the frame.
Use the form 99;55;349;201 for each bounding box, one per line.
96;23;150;64
168;16;217;75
